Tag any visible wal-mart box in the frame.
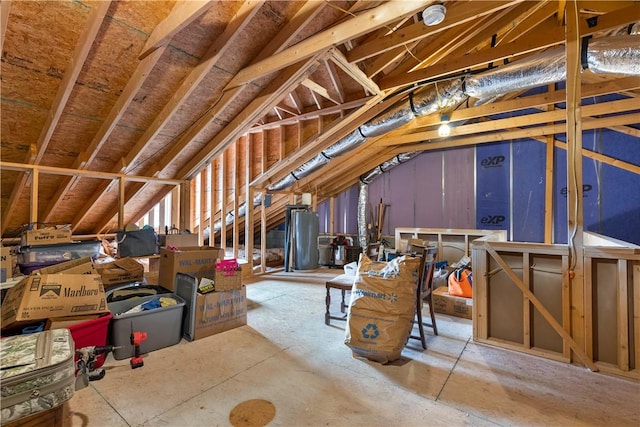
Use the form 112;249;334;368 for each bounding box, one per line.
175;273;246;341
1;246;15;282
1;274;109;327
158;233;200;248
95;257;144;286
21;228;72;246
158;246;224;291
31;257;96;275
432;286;472;320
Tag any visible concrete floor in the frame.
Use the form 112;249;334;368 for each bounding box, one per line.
67;269;639;427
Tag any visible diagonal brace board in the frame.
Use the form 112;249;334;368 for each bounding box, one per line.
484;244;598;371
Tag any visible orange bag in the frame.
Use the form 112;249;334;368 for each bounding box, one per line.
448;268;472;298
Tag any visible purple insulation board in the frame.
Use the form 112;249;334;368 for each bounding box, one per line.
512;138;546;242
476;143;510;233
414;151;445;228
444;147;475;229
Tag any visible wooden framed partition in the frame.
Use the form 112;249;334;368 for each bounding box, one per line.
473;233;639;380
395;227;507;265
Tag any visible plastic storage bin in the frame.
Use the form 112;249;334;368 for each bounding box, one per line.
17;241;101;272
68;312;113;368
105;282;171;303
108;293;185;360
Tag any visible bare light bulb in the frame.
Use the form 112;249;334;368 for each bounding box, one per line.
438;114;450;137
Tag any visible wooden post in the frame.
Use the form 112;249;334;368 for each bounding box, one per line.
220;150;227;252
544;84;555;244
30;170;39;227
261;193;267;274
179;180;191;232
209;159;216;247
117;177;124;230
233;143;240;259
171;186;180;232
566;0;586;364
245;136;254;274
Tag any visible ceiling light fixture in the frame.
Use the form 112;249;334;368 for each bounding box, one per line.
438;114;451;137
422;4;446;26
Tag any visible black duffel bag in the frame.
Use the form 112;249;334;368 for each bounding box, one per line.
116;227;158;257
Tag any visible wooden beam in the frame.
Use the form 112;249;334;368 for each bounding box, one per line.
301;78;341;105
0;0;11;53
324;59;345;103
395;112;640;154
178;54;324;179
346;1;520;62
2;1;110;231
250;92;398;190
0;161;182;185
42;46;167;222
566;0;586;364
123;0;261;174
226;1;432;89
33;1;111;165
138;0;214;59
379;3;640;90
29;170;38;226
544;87;555;244
247;97;371;133
328;48;383;97
380;97;640;146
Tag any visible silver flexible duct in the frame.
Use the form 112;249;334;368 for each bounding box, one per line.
586;35;640;76
465;48;566;99
234;35;638;241
466;35;640;99
357;182;368;249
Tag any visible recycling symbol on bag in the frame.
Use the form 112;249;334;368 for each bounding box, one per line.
361;323;380;339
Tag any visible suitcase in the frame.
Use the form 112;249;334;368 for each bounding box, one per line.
0;329;76;424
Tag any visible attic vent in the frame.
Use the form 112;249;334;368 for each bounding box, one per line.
422;4;446;26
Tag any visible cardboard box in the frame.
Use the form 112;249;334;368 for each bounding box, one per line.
21;228;72;246
158;247;224;291
432;286;472;319
1;274;109;327
158;233;200;248
1;246;14;282
31;257;96;275
95;257;144;286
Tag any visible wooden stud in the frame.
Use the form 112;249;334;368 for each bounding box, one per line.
566;0;586;361
245;135;254;270
617;260;629;371
220;151;227;250
584;256;593;360
138;0;214;59
523;252;531;349
260;193;267;274
233;144;240;259
199;169;207;245
118;177;125;231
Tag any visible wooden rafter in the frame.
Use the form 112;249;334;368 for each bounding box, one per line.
42;46;167;223
301;78;341;105
123;0;262;175
378;98;639;146
0;0;11;53
323;59;345;104
138;0;214;60
346;0;521;63
226;0;432;89
1;1;110;233
379;3;640;90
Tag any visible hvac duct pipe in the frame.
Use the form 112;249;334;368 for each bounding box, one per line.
357;181;369;249
466;35;640;99
586;35;640;76
356;152;420;246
